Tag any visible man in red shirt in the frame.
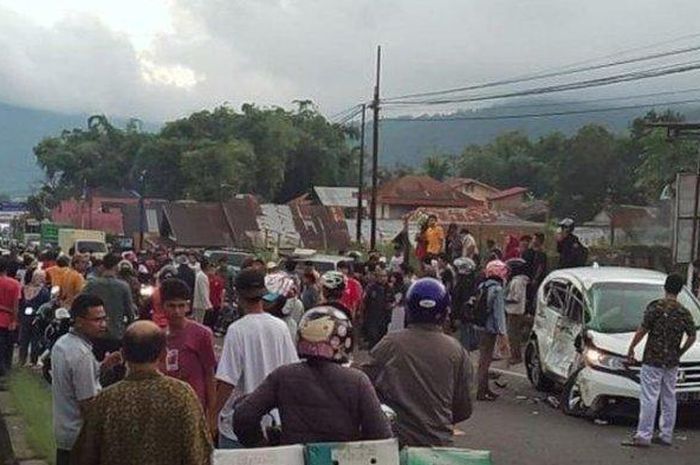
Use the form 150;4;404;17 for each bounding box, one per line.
204;267;226;332
338;261;363;315
0;257;21;376
159;278;217;436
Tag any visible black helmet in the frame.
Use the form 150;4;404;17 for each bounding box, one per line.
506;258;528;277
559;218;575;232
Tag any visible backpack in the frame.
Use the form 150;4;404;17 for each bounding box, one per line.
464;282;495;327
573;237;589;267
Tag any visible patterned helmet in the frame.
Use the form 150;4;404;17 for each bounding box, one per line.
453;257;476;274
405;278;450;325
321;271;345;291
485;260;509;281
297;306;353;363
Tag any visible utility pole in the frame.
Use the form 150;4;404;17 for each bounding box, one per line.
370;45;381;251
356;104;366;243
645;121;700;288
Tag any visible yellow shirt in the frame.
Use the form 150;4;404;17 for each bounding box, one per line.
425;225;445;255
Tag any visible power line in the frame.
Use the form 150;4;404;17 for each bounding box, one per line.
329;104;363;122
334;105;365;126
384;35;700;102
382;97;700;122
383;60;700;107
382;86;700;115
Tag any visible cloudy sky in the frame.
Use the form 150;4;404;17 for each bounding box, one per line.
2;0;700;121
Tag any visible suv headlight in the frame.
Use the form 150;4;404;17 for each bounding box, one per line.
584;347;627;371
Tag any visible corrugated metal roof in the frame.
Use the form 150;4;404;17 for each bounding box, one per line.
290;204;351;252
258;204;302;249
161;198;259;249
314;186;365;208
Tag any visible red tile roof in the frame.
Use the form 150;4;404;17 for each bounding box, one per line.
407;207;540;226
488;187;528;200
376;175;483;207
445;177;500;193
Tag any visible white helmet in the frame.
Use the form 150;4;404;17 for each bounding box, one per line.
321;271;345;291
453;257;476;274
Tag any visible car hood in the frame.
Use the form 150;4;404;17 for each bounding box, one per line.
589;329;700;362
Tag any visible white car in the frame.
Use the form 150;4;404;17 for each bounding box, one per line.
525;266;700;418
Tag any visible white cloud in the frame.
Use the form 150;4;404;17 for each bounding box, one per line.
2;0;700;121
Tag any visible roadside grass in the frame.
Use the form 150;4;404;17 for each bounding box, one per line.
8;369;55;465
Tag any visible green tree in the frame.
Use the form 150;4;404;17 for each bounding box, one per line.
180;140;256;201
422;154;452;181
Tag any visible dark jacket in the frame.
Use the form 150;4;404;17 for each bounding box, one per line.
363;325;472;447
557;234;586;269
233;361;392;446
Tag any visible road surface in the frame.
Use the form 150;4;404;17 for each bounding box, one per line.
454;363;700;465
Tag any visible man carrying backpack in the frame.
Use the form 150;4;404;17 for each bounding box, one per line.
475;260;508;401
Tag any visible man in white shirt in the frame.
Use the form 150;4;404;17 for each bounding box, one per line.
192;259;212;323
214;268;299;448
460;228;477;260
52;294;121;465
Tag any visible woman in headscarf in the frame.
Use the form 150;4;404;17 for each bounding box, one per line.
503;234;521;261
19;269;50;366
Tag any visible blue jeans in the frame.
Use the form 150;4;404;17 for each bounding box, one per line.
635;365;679;444
218;433;244;449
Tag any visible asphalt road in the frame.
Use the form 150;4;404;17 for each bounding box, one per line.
214;336;699;465
454;362;700;465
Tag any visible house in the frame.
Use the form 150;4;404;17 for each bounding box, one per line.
159;196;262;249
588;204;668;246
488;187;529;212
374;175;483;220
313;186;366;219
445;178;501;202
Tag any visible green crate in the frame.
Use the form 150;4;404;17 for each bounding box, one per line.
400;447;492;465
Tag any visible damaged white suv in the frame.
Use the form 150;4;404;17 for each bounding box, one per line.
525;266;700;418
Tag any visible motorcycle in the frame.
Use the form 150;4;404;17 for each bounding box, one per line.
38;297;72;384
214;301;239;337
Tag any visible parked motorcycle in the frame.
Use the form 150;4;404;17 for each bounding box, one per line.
39;305;72;384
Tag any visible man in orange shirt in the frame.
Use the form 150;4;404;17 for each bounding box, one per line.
46;255;71;290
0;257;21;376
60;255;87;307
425;215;445;258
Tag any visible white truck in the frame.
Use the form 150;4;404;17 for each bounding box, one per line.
58;228;108;258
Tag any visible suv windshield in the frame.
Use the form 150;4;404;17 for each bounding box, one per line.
587;282;700;333
77;241;107;254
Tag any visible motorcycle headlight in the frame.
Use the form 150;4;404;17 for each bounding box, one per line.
584;347;627;371
140;285;155;297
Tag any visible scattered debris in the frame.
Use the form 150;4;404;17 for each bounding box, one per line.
546;396;560;409
532;411;540;415
677;435;688;441
593;419;609;426
515;395;528;401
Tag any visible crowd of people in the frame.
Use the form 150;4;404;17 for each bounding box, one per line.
0;216;598;464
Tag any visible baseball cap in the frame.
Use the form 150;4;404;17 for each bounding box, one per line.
235;268;268;299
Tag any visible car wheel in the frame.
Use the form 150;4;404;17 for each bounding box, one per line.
525;340;553;392
561;369;589;417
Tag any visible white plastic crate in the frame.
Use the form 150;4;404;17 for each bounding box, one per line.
213;444;305;465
